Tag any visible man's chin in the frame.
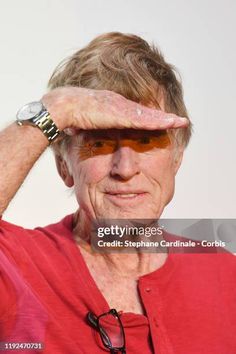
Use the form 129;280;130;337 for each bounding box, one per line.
97;209;160;220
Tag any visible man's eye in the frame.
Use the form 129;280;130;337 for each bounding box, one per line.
90;140;115;155
93;141;105;148
139;137;151;144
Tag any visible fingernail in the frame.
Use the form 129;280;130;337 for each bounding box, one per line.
64;128;76;136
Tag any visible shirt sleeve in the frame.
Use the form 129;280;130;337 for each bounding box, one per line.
0;219;24;339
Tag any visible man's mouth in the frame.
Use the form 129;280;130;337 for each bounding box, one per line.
105;191;147;201
112;193;139;198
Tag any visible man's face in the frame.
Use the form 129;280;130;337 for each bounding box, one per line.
60;129;183;219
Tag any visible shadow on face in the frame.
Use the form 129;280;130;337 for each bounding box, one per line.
74;129;171;161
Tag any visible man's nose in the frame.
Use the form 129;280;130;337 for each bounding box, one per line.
110;144;140;180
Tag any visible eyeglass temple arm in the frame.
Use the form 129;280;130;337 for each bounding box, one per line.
87;312;112;345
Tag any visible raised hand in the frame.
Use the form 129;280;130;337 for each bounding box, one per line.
41;87;189;134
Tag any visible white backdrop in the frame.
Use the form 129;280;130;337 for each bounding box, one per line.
0;0;235;227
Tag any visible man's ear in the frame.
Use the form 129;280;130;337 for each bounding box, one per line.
173;149;184;175
55;154;74;187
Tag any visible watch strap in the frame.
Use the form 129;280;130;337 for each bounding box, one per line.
33;110;60;142
17;106;60;143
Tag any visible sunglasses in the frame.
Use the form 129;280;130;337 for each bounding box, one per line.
87;309;126;353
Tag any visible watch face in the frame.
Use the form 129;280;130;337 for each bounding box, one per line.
17;101;44;121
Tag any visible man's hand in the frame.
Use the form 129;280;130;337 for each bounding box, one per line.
41;87;189;134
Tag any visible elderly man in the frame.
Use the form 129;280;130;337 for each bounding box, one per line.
0;32;235;354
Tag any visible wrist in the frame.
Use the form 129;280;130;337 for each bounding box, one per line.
16;101;61;144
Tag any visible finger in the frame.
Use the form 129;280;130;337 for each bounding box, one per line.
122;106;189;130
91;90;189;130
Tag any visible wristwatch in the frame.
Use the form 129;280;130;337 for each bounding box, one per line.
16;101;60;143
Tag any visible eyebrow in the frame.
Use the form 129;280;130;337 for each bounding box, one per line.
80;129;167;141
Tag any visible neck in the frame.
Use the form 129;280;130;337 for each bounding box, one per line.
72;210;168;278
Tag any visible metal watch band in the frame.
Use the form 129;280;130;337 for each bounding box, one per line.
33;111;60;143
16;101;61;143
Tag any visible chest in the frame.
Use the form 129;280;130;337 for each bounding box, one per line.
80;254;144;314
92;272;145;314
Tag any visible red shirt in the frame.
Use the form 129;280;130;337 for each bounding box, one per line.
0;215;236;354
